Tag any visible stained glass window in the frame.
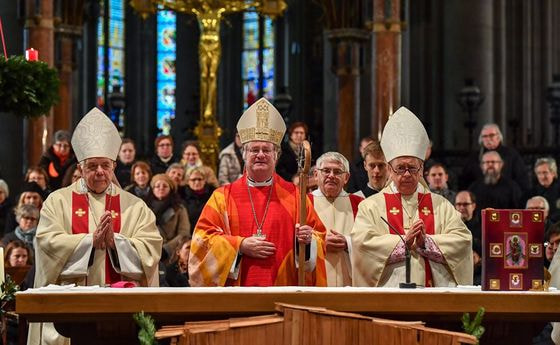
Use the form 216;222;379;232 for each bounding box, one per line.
156;10;177;135
242;11;275;109
97;0;125;131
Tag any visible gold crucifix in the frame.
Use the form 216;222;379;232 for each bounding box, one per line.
131;0;287;172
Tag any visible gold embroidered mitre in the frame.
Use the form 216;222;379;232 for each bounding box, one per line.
71;107;122;162
236;98;286;146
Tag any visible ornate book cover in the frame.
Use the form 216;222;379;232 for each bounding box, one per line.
482;209;544;291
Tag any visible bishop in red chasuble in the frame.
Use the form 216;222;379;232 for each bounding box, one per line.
189;98;327;287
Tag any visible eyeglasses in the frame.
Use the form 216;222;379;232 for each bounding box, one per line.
189;178;204;182
248;148;274;156
84;162;113;172
158;143;172;147
22;216;38;221
455;202;473;207
481;133;498;139
318;168;346;176
389;164;421;175
54;142;70;149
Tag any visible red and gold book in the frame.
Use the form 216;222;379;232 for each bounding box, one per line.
482;209;544;291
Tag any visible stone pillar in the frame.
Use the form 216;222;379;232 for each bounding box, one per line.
53;0;85;132
53;34;73;131
327;29;368;161
372;0;403;139
24;0;55;165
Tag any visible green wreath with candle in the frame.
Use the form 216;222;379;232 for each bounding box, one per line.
0;56;60;118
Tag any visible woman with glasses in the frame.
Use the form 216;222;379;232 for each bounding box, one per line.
2;204;39;250
150;135;177;175
147;174;191;262
179;140;219;188
182;167;215;228
38;130;78;190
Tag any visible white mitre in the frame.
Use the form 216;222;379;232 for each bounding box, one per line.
380;106;429;162
71;107;122;162
236;97;286;146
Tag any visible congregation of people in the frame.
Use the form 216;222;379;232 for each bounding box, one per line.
0;104;558;292
0;100;557;344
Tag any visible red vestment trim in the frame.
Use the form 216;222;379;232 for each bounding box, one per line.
71;192;122;284
383;192;435;286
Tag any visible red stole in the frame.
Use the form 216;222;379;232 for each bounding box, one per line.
383;192;435;287
72;192;122;284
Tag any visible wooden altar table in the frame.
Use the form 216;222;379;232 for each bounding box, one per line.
16;286;560;344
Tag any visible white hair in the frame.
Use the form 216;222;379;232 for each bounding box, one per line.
316;152;350;173
478;124;503;145
526;196;549;211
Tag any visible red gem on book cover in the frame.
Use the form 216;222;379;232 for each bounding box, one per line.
482;209;544;291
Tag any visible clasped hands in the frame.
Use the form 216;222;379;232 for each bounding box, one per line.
93;211;115;250
404;219;426;250
239;223;313;259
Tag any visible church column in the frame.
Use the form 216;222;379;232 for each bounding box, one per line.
53;34;72;131
326;30;368;161
53;0;85;132
319;1;368;161
23;0;55;165
372;0;404;140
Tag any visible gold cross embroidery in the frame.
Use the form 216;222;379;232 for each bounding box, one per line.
75;208;86;217
389;207;400;215
421;207;431;216
110;210;119;219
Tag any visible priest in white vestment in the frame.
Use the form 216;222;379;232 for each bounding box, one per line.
351;107;472;287
310;152;363;286
28;108;162;345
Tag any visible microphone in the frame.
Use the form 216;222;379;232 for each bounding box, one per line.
380;216;417;289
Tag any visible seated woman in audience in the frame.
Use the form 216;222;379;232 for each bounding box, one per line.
24;166;51;196
125;161;152;200
179;141;219;188
4;240;33;268
165;236;191;287
2;204;39;250
147;174;190;262
61;163;82;187
115;138;137;187
183;167;215;228
4;182;45;235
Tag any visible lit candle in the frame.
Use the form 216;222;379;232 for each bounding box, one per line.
25;48;39;61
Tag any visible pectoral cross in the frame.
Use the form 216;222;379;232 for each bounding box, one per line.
253;228;266;239
75;208;86;217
